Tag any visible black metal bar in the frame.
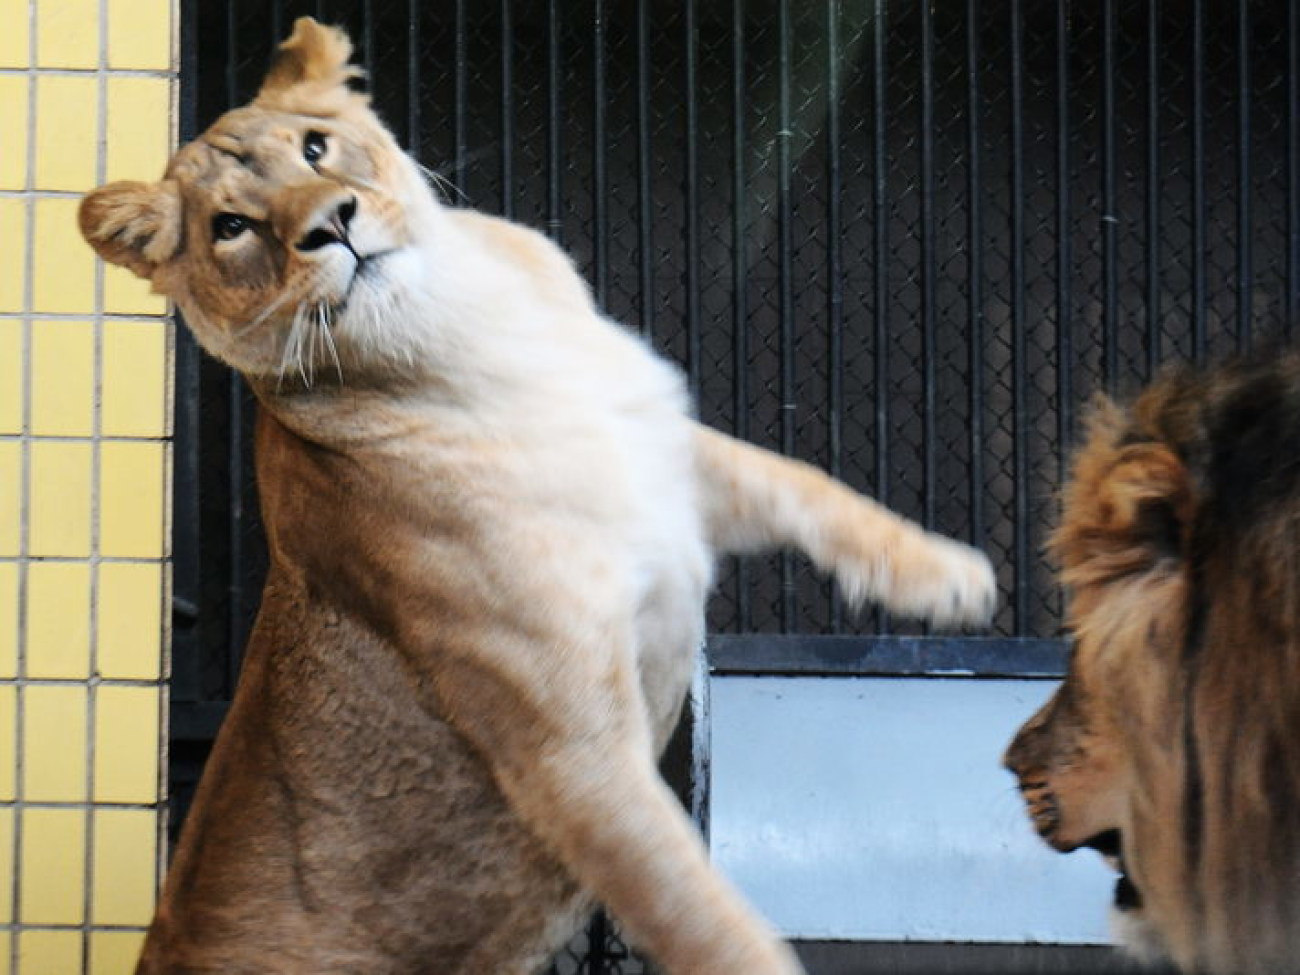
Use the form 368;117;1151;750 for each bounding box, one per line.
872;0;890;634
593;0;608;308
173;0;202;705
588;909;611;975
1192;0;1207;362
707;635;1070;679
1236;0;1251;351
1291;0;1299;339
454;0;468;192
778;0;796;631
919;0;936;531
966;0;985;554
1102;0;1118;391
636;0;654;340
1056;0;1072;479
270;0;283;55
546;0;563;243
1010;0;1028;634
826;0;844;633
360;0;374;78
732;0;751;633
225;0;246;693
500;0;514;219
407;0;420;154
684;0;701;393
1146;0;1161;376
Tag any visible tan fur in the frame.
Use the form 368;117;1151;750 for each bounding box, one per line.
81;19;996;974
1006;356;1300;975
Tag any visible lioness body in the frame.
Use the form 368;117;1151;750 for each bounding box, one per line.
82;19;996;974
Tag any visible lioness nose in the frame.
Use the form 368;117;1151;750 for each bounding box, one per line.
296;196;357;252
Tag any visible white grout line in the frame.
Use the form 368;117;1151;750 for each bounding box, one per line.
0;67;172;79
81;0;109;959
12;0;36;963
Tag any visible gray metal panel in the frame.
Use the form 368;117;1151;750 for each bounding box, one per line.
710;677;1113;944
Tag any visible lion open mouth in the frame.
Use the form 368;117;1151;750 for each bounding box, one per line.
1083;829;1142;911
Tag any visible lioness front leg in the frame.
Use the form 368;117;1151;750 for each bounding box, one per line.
694;425;997;627
432;632;803;975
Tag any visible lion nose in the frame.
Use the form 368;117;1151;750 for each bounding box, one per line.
296;196;357;252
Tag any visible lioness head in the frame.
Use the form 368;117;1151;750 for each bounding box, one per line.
1006;355;1300;974
80;17;446;383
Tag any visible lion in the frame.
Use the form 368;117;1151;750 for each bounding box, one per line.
1005;351;1300;975
81;18;996;975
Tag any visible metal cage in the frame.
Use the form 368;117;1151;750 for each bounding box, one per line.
172;1;1298;970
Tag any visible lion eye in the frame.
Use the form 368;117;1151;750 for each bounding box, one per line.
303;131;328;166
212;212;250;242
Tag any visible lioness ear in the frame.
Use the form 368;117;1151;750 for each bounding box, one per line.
1056;409;1194;585
78;180;183;280
259;17;360;98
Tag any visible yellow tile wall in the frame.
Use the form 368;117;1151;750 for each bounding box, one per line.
0;0;175;971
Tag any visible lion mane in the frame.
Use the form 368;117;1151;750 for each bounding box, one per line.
1007;350;1300;975
80;18;995;975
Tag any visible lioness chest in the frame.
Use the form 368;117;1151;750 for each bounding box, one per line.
261;351;712;743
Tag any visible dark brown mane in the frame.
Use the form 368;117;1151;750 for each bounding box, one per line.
1054;348;1300;974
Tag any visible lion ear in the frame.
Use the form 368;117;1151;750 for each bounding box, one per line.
1056;404;1195;585
78;180;183;281
259;17;360;98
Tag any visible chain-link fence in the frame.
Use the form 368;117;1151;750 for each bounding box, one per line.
173;1;1300;969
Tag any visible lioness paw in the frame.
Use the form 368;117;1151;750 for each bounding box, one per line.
835;529;997;628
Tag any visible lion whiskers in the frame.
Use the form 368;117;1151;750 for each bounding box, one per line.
319;301;344;383
234;287;298;339
275;299;345;390
415;160;469;205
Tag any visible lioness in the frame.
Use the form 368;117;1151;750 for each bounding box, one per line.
82;18;996;974
1006;353;1300;975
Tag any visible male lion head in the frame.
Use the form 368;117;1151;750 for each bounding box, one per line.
1006;353;1300;974
79;17;448;384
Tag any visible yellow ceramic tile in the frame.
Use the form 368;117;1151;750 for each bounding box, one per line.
33;197;95;315
0;807;12;922
102;320;168;438
26;560;91;680
108;0;171;70
0;199;26;312
94;684;159;803
92;808;157;925
103;262;166;317
17;930;78;975
0;319;21;434
36;0;98;69
0;0;29;68
30;319;94;437
34;74;99;191
0;75;27;189
19;807;85;924
108;0;170;70
106;76;171;184
90;931;146;975
0;441;21;557
0;685;14;800
0;562;15;677
23;683;88;802
100;441;166;558
18;932;78;975
98;561;162;680
28;439;92;558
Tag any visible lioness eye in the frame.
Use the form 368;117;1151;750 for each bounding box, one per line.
212;213;249;242
303;131;328;165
